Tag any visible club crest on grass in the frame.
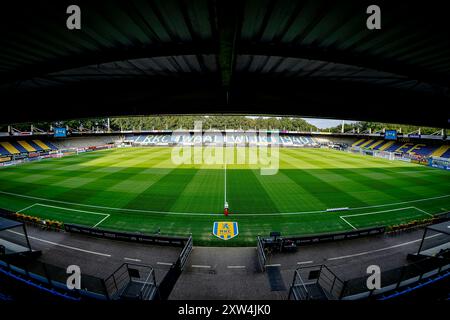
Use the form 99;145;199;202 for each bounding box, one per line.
213;221;238;240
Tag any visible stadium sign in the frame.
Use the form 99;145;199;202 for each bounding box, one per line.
384;130;397;140
54;127;67;138
213;222;239;240
0;156;11;163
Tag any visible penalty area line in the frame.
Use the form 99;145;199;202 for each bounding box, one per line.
17;203;39;213
92;214;111;228
339;206;434;230
19;203;111;229
339;216;356;230
414;207;434;217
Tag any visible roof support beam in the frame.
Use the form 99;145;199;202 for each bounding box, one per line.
0;42;216;84
240;43;450;88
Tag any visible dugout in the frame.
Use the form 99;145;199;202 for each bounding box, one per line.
417;221;450;258
0;216;33;256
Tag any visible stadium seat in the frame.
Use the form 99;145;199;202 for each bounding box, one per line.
43;141;58;151
0;145;10;156
431;145;450;157
440;148;450;159
352;139;366;147
367;140;384;149
0;142;20;154
377;141;395;151
358;139;374;148
32;140;52;151
17;141;37;152
11;142;28;153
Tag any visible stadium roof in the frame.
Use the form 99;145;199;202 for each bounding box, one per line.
0;0;449;128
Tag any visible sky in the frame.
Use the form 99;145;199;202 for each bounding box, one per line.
302;118;357;129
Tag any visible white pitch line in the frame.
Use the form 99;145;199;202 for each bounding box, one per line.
224;161;227;205
339;206;430;230
340;206;415;219
32;203;110;229
17;203;38;213
92;214;111;228
0;190;448;217
36;203;109;216
414;207;434;217
340;216;356;230
297;261;314;265
395;170;441;174
7;230;111;257
264;264;281;267
227;265;246;269
157;262;173;266
327;233;442;261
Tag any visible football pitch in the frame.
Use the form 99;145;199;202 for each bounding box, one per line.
0;147;449;246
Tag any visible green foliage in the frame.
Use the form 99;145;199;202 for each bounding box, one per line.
326;121;440;134
109;115;318;131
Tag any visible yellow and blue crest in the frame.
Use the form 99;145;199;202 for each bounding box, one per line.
213;221;239;240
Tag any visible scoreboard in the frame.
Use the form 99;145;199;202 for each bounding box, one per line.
384;130;397;140
54;127;67;138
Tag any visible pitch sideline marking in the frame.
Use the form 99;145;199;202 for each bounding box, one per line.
340;206;416;218
0;190;448;217
339;206;430;230
18;203;110;228
224;161;227;206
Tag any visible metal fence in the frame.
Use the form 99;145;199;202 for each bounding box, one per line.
256;236;267;272
341;256;450;299
179;235;193;271
158;235;193;300
104;263;157;300
0;257;107;300
289;255;450;301
289;265;345;300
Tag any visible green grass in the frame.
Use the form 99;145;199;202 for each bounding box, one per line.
0;147;449;246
